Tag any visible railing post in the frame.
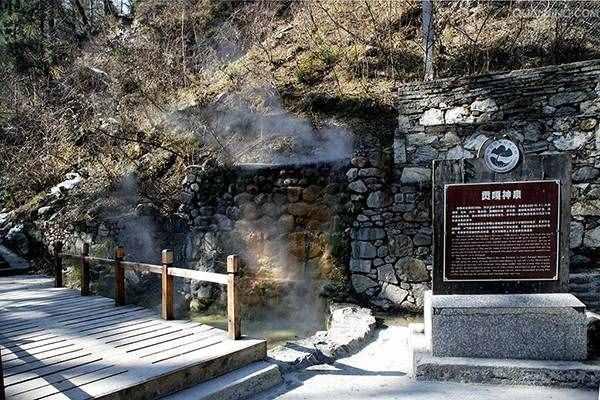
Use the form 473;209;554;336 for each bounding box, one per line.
1;346;5;400
161;249;174;320
115;246;125;306
227;255;241;340
80;243;90;296
54;241;63;288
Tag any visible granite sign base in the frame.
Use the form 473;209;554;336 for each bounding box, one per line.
408;293;597;388
431;292;587;361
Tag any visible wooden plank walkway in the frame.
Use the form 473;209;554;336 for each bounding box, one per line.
0;276;266;400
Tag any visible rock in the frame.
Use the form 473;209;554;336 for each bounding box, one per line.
553;132;590;151
50;172;82;197
555;106;577;116
553;117;572;132
413;233;432;246
524;141;549;153
445;106;473;124
366;191;385;208
407;134;436;146
572;166;599;183
303;185;321;203
548;91;588;107
348;180;368;193
358;168;383;178
351;157;368;168
419;108;445;126
414;146;438;164
390;233;413;257
352;241;377;259
278;214;295;232
580;118;598;131
377;264;398;284
0;212;11;228
234;192;253;204
584;226;600;248
254;193;270;206
470;98;498;113
572;200;600;216
346;168;358;181
268;336;324;373
379;283;408;304
287;187;303;202
315;303;376;359
570;222;584;249
214;214;233;230
189;298;205;313
394;137;407;164
183;174;196;185
37;206;53;217
241;203;259;220
6;224;29;255
400;167;431;185
588;314;600;359
522;122;544;141
440;132;461;148
411;283;429;307
446;146;473;160
350;259;372;273
396;257;429;282
351;274;378;294
287;202;310;217
269;303;376;371
352;227;385;241
262;202;282;218
582;99;600;115
464;134;489;152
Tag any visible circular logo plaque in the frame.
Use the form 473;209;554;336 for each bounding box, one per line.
484;139;520;173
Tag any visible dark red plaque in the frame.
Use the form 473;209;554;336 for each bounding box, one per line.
444;180;560;282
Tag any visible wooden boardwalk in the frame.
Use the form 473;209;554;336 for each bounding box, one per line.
0;276;266;400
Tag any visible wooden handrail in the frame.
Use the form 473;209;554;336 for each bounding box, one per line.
169;267;228;285
53;241;241;339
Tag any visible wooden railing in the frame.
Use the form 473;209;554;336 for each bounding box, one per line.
1;347;4;400
53;241;241;340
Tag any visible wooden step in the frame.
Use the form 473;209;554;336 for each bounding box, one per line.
0;276;267;400
163;361;282;400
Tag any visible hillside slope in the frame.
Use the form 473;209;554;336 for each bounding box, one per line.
0;0;598;259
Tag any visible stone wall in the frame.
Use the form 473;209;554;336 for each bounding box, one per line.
349;59;600;309
179;160;352;306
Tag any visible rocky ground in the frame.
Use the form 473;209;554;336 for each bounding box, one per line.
254;325;596;400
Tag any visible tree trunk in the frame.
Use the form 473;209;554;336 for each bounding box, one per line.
72;0;90;26
422;0;436;81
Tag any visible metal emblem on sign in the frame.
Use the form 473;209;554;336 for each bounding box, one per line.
484;139;520;173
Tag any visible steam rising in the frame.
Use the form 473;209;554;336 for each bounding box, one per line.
168;90;353;165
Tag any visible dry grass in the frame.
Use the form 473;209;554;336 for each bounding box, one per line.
1;0;598;220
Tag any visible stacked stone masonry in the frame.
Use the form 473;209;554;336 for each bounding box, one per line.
177;60;600;311
367;59;600;310
179;161;351;303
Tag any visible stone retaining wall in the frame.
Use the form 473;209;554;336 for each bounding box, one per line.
349;59;600;309
179;160;352;305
